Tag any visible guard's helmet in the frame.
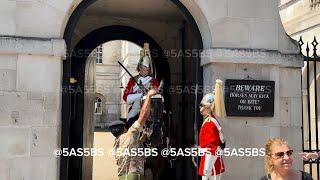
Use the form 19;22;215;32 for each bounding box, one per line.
199;79;226;118
136;43;153;75
108;120;126;137
200;93;214;107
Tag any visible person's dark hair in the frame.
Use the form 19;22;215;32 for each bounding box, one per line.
126;114;139;129
110;125;125;137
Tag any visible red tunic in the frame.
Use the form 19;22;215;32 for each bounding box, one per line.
198;116;225;176
123;76;159;102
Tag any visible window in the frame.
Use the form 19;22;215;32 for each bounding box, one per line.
310;0;320;9
96;45;103;64
94;97;102;114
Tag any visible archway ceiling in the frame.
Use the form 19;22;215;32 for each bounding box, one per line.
72;0;185;47
86;0;184;21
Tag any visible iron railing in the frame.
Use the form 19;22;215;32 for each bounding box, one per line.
299;36;320;180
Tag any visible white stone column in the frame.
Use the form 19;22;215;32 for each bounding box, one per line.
0;36;65;180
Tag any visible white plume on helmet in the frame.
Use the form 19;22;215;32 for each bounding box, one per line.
200;79;226;118
136;43;153;75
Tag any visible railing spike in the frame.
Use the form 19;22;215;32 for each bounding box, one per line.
306;42;310;57
312;36;318;57
299;36;304;53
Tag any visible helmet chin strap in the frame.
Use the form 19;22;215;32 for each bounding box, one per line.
140;73;147;77
203;110;212;119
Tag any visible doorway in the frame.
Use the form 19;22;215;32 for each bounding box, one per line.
62;1;203;179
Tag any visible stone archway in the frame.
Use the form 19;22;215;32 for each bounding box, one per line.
61;0;211;49
0;0;308;180
61;1;204;180
62;25;169;180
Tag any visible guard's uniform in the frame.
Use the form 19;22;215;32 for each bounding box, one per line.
123;75;159;120
122;42;159;127
199;115;225;179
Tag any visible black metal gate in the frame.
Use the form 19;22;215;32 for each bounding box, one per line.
299;36;320;179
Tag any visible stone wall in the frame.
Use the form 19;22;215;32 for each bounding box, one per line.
0;37;65;180
0;0;305;179
279;0;320;54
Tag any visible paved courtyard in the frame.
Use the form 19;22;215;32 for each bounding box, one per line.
93;131;118;180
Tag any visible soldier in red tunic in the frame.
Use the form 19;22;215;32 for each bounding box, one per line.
123;43;159;128
198;80;226;180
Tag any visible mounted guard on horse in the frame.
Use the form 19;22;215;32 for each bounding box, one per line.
112;43;170;180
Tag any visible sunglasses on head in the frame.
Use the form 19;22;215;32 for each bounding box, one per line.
272;150;293;159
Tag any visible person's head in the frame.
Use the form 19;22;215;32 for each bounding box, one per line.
199;93;214;116
265;138;294;174
108;120;127;138
138;64;150;77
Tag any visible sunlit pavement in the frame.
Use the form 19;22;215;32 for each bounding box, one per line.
93;131;118;180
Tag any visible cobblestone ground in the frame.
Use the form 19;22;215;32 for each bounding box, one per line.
93;131;118;180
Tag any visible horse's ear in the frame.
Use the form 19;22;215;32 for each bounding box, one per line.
158;79;164;95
